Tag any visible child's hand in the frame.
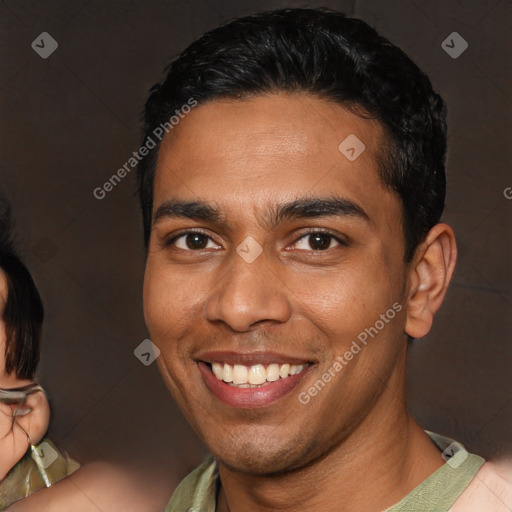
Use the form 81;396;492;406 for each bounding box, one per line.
0;386;50;480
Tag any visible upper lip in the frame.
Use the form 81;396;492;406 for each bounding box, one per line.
196;351;313;366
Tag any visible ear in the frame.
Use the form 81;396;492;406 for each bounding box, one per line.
405;223;457;339
16;389;51;445
0;388;50;480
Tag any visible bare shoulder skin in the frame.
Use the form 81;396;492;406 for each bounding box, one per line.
7;461;177;512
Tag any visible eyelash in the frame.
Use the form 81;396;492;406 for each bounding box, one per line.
163;228;347;252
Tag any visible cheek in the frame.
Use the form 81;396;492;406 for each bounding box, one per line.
143;262;175;338
143;256;184;327
143;263;193;393
297;264;396;336
142;258;207;341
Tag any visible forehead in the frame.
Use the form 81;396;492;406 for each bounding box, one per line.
153;93;397;224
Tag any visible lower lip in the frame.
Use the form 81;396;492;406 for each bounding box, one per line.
198;362;311;409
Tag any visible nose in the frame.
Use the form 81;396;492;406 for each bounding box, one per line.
205;245;292;332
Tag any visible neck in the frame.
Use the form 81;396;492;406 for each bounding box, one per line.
216;369;444;512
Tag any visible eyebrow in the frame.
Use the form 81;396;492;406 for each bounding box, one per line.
153;196;370;229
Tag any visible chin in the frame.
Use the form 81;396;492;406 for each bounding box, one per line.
210;435;318;476
219;453;294;475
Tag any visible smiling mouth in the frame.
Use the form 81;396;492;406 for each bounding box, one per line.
206;362;310;388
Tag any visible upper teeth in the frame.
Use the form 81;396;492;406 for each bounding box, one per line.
211;362;307;386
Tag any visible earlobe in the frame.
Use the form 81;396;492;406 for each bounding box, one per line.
0;388;51;480
17;389;51;445
405;223;457;339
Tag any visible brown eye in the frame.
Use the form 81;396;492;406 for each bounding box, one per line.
183;233;209;250
166;231;221;251
293;231;345;251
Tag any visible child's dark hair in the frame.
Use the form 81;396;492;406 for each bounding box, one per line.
0;198;44;380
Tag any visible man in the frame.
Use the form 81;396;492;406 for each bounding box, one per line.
137;8;511;511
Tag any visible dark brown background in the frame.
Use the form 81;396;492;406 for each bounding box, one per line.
1;0;511;505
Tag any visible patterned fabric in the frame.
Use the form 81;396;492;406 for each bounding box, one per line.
0;437;80;509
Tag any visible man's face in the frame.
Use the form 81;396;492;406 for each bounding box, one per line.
143;93;411;474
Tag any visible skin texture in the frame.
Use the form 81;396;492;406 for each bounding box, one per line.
143;93;458;511
7;461;176;512
0;270;50;481
1;273;187;511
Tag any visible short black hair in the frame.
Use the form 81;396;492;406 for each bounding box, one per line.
137;7;447;262
0;198;44;380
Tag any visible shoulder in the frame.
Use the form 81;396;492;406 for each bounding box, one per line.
450;459;512;512
7;460;175;512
